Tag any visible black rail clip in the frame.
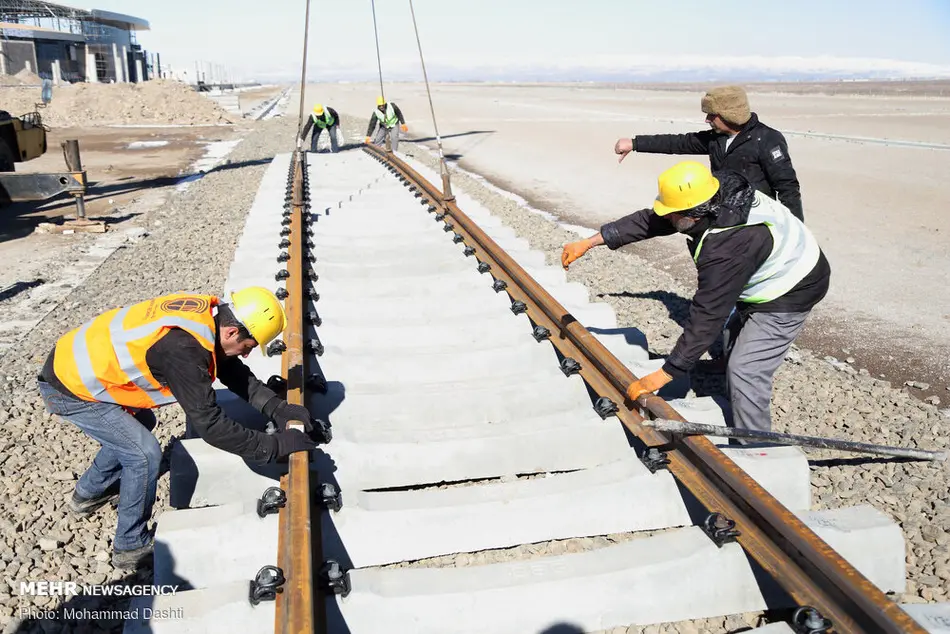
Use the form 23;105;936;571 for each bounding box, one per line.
278;238;291;249
510;301;528;315
477;262;491;274
593;397;619;419
559;357;582;377
275;269;290;281
792;607;832;634
276;252;290;263
248;565;285;606
307;269;319;281
265;375;288;398
280;217;291;227
319;561;351;598
306;310;323;327
434;212;446;221
256;486;286;518
463;246;476;257
280;227;291;237
640;447;671;473
492;279;508;292
317;482;343;512
275;288;289;300
307;337;325;357
314;418;332;444
307;288;320;302
266;340;287;357
452;233;465;244
532;326;551;341
702;513;741;548
306;372;328;394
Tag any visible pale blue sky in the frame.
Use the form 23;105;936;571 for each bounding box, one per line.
84;0;950;81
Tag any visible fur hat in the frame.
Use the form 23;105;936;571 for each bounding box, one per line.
701;85;751;126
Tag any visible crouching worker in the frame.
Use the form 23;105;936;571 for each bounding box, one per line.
562;161;830;435
36;288;328;569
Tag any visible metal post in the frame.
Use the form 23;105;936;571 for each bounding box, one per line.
62;140;87;221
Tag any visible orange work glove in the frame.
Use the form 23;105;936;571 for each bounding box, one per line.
364;136;371;144
625;368;672;402
400;124;408;133
561;239;594;269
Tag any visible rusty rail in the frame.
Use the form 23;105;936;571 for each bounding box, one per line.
362;144;924;634
274;150;323;634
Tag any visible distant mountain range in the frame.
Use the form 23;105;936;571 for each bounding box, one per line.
251;55;950;84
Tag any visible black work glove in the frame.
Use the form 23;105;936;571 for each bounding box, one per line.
272;401;314;432
275;429;316;459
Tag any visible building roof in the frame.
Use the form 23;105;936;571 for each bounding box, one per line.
0;20;85;40
0;1;149;30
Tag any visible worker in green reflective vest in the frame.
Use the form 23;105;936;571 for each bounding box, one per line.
365;96;407;151
299;103;342;153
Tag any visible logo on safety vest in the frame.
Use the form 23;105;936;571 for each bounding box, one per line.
160;297;210;314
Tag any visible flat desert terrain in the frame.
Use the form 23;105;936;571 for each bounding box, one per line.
306;81;950;398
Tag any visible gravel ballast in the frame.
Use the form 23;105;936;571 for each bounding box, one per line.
0;115;296;633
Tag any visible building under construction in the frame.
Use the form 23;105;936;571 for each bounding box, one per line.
0;0;151;83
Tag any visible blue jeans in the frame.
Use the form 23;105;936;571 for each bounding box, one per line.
38;380;160;551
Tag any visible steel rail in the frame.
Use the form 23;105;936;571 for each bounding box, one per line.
274;151;321;634
362;144;925;634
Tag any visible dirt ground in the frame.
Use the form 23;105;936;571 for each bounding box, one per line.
0;124;236;289
304;81;950;402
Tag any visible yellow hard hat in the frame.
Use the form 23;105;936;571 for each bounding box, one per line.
313;103;324;115
229;286;287;348
376;96;385;106
653;161;720;216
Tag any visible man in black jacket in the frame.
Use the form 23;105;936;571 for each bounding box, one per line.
36;288;328;569
561;161;829;435
613;85;805;222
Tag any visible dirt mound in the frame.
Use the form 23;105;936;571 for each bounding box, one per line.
0;79;236;126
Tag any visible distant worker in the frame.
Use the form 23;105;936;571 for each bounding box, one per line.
561;161;829;434
36;288;328;569
299;103;342;153
613;86;805;222
365;96;407;151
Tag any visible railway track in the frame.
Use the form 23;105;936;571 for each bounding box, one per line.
119;142;950;634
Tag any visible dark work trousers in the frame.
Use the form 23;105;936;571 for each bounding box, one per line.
724;310;810;433
310;124;341;153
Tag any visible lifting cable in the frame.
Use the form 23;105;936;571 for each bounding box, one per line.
408;0;454;200
296;0;313;139
370;0;386;101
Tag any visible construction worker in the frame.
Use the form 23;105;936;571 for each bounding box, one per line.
613;86;805;222
365;96;407;151
299;103;342;153
35;288;327;569
561;162;830;435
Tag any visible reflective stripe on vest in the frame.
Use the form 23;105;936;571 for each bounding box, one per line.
312;111;335;129
692;191;821;304
373;103;398;128
53;294;218;408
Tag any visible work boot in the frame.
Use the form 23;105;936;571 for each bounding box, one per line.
112;538;154;570
67;486;120;518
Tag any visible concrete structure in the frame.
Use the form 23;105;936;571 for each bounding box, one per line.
0;1;150;82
